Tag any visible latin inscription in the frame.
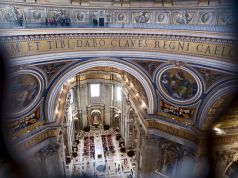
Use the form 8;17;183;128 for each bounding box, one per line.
3;37;237;60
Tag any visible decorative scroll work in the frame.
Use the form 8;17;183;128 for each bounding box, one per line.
195;67;227;90
1;33;237;61
37;61;71;82
134;60;162;77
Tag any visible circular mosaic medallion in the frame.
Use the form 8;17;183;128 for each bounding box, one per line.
201;12;212;24
158;67;202;104
77;12;85;21
96;165;106;172
7;72;42;115
32;10;41;20
157;13;166;23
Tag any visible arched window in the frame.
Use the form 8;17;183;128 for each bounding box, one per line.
90;84;100;97
116;86;122;101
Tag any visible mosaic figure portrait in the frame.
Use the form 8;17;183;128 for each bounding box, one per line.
160;68;197;100
8;74;39;113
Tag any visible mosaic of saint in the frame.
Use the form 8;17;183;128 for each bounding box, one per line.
160;68;198;100
8;74;39;113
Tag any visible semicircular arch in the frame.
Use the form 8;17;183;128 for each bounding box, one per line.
45;58;157;122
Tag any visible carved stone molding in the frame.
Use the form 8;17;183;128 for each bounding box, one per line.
1;31;237;62
0;3;235;31
15;128;59;152
146;119;198;143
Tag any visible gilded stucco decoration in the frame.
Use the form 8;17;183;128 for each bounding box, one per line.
134;60;162;77
37;61;71;83
194;68;227;91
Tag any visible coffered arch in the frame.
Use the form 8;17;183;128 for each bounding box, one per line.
45;58;157;123
196;79;238;130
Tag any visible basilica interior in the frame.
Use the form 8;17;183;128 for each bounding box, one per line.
0;0;238;178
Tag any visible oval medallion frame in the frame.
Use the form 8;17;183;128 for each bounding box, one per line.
7;69;44;117
156;66;203;105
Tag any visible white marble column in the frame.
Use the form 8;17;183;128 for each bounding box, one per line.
135;122;142;178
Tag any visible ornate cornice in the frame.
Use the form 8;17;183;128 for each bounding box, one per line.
0;30;237;63
15;127;59;152
146;119;199;144
13;121;44;138
0;2;235;32
213;134;238;145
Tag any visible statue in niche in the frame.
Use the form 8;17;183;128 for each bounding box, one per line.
135;12;150;23
91;110;101;128
175;11;192;25
93;113;99;125
158;141;183;176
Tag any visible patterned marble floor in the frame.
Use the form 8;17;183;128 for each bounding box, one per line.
66;128;136;178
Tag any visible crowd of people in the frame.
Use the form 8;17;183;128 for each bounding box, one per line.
45;15;71;27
